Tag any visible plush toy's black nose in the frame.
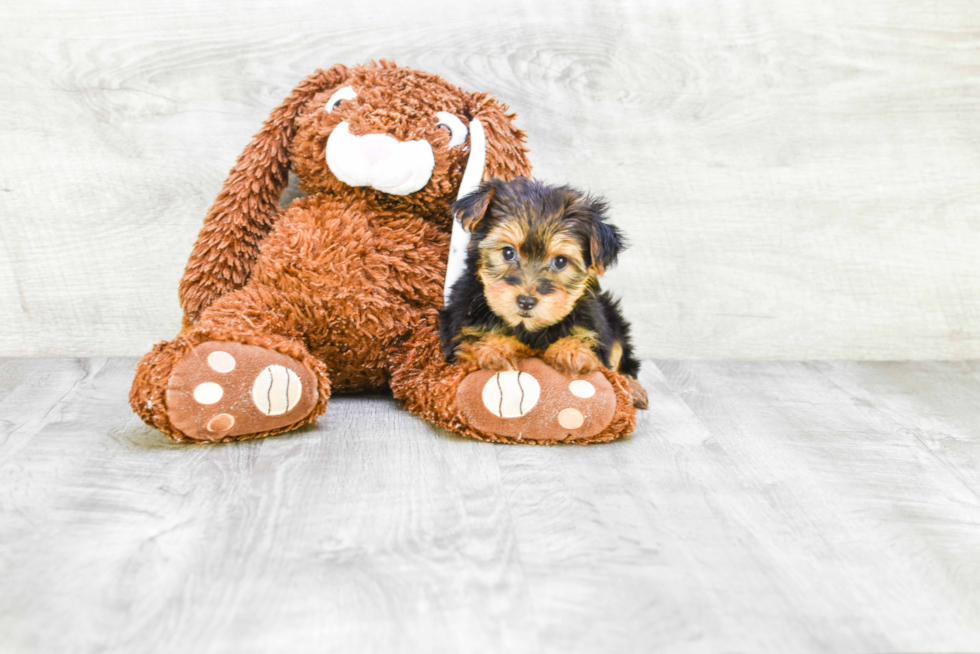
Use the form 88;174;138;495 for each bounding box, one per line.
517;295;538;311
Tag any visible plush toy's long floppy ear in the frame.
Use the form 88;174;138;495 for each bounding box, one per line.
442;93;531;304
468;92;531;181
178;65;349;327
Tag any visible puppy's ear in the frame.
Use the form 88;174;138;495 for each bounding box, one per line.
451;181;497;232
580;196;625;275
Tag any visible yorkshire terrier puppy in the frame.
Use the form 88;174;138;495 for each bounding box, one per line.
439;177;648;409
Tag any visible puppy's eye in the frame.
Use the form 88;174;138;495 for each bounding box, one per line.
434;112;468;148
502;246;517;261
553;255;568;270
326;86;357;113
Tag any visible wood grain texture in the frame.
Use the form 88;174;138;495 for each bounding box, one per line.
2;0;980;359
2;357;980;652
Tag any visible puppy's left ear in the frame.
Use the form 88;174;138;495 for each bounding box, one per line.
451;180;498;232
583;197;625;275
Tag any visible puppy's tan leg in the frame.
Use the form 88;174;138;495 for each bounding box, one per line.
608;341;624;372
543;328;603;375
456;333;533;371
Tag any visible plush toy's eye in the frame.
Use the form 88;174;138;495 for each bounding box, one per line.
326;86;357;112
553;255;569;270
502;246;517;261
434;112;468;148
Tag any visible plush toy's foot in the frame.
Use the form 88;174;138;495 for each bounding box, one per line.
456;358;619;443
165;341;319;442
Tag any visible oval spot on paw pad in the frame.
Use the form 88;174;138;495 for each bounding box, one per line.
558;407;585;430
207;413;235;433
193;382;224;405
207;350;236;373
482;371;541;418
251;365;303;416
568;379;596;398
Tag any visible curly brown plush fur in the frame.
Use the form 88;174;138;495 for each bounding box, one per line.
129;61;639;444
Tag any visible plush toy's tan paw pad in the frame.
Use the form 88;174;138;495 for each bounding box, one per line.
456;358;617;442
166;341;317;441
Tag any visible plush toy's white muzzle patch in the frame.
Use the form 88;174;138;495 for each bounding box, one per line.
326;121;435;196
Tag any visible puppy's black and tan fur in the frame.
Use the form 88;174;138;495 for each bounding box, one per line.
440;177;647;408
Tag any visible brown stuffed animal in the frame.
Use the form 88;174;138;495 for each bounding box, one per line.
129;61;638;444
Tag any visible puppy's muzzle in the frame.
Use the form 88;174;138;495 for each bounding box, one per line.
326;121;435;196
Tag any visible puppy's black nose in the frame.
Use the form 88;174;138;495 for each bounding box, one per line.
517;295;538;311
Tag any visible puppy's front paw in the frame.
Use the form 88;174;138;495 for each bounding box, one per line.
456;334;531;371
474;348;520;371
543;336;602;375
627;376;649;410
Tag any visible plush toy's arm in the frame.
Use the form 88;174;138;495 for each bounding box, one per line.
178;65;349;327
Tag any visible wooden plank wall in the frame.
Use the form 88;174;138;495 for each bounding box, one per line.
2;0;979;358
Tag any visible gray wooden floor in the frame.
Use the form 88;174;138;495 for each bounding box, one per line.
1;358;979;653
